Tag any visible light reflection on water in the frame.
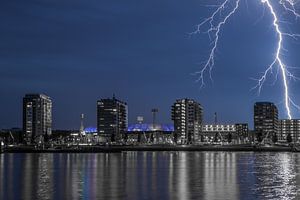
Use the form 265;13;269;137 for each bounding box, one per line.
1;152;300;200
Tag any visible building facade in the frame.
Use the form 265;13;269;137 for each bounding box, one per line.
254;102;278;141
97;96;128;142
202;124;236;134
278;119;300;142
23;94;52;144
201;123;248;143
235;123;249;139
171;98;203;144
202;124;235;142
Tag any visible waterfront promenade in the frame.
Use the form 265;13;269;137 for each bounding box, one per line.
2;144;297;153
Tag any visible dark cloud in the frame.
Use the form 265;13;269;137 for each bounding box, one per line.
0;0;299;129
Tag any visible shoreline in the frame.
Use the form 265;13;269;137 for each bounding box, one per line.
2;144;298;153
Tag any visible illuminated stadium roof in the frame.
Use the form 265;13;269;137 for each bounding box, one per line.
84;127;97;133
127;124;174;132
84;124;174;133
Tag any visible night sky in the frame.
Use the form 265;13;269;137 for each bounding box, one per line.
1;0;300;129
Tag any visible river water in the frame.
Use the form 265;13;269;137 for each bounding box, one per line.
0;152;300;200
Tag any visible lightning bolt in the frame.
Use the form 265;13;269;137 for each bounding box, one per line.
191;0;241;87
192;0;300;119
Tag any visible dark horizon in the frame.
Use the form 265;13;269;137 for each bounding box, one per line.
1;0;300;130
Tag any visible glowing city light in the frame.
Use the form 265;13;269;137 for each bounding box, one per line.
191;0;300;119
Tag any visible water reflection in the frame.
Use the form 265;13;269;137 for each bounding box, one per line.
203;152;238;199
1;152;300;200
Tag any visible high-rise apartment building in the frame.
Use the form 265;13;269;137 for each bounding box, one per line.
254;102;278;140
97;96;128;142
171;98;203;144
278;119;300;142
23;94;52;143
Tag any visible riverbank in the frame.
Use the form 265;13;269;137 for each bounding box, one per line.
2;144;298;153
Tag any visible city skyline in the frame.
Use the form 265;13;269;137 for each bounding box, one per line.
1;0;300;129
18;93;300;131
2;1;300;200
